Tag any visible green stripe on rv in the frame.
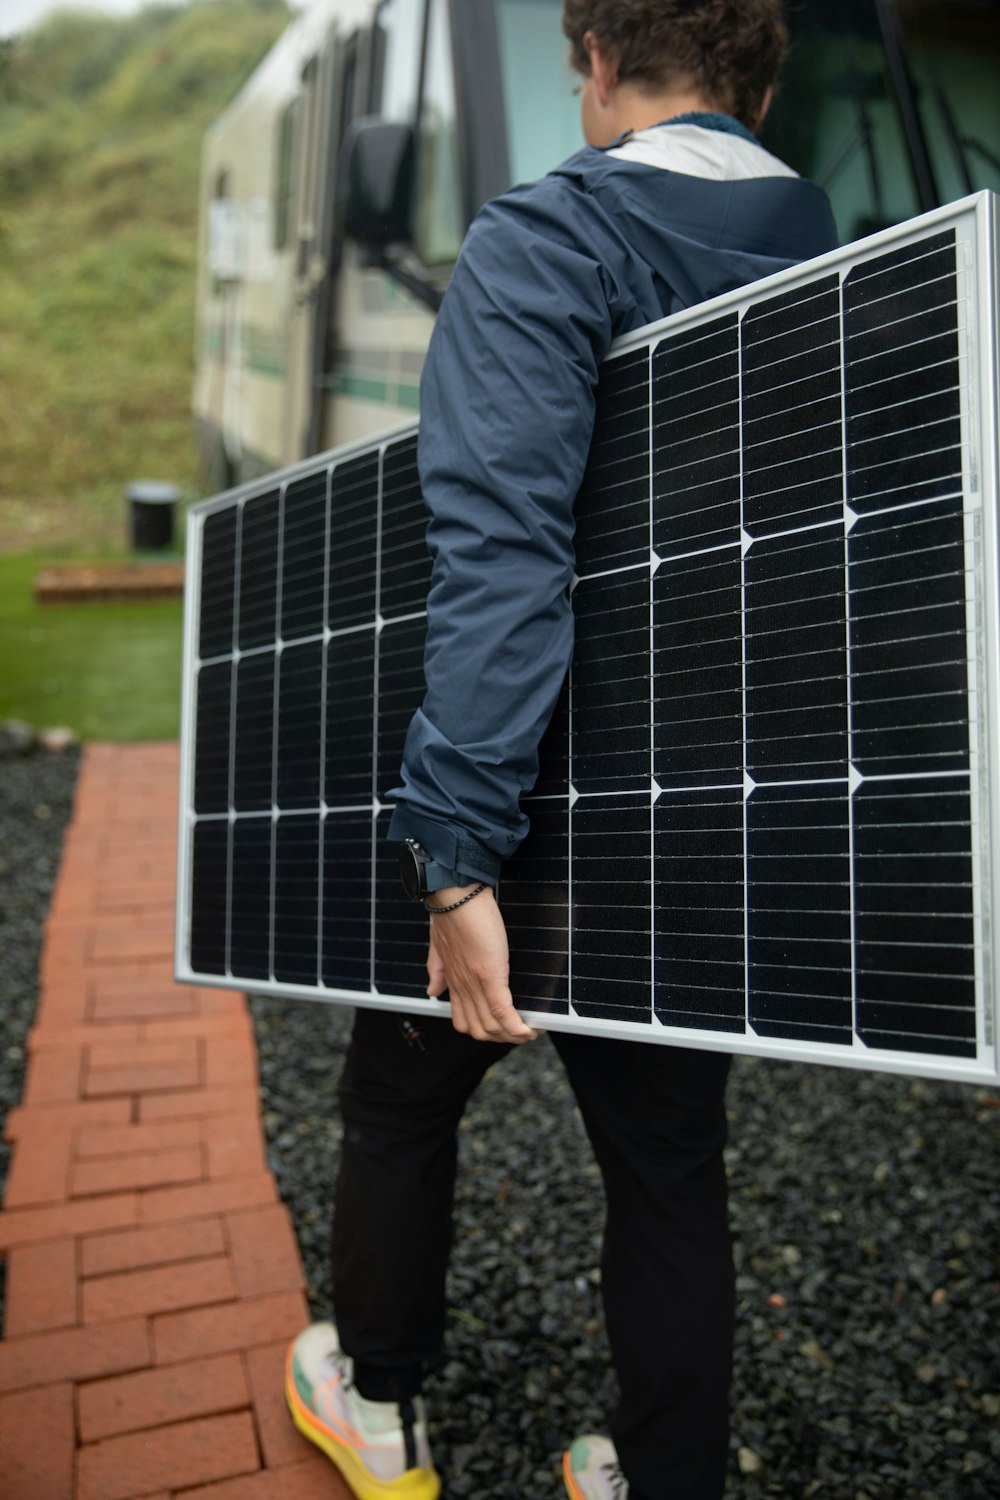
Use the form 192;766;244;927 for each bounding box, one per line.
328;373;420;411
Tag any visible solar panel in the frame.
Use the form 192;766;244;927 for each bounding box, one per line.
177;192;1000;1085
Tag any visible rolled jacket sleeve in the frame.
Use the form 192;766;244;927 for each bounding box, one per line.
386;179;629;868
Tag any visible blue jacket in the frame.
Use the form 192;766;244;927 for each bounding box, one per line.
387;117;839;881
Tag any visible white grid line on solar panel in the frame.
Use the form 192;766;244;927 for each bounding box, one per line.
659;932;854;955
572;692;650;725
237;582;279;623
847;465;964;504
380;474;421;511
844;303;964;367
653;357;739;406
743;528;845;567
758;678;971;717
572;786;658;800
654;320;738;364
734;297;752;1043
853;769;971;786
740;276;840;329
657;413;839;472
843;595;970;635
370;608;427;630
654;466;819;521
267;684;280;974
573;555;651;585
849;512;966;557
591;381;649;419
740;335;841;390
683;431;844;483
838;270;856;1053
578;459;650;497
847;234;955;282
851;995;976;1016
748;812;966;836
850;727;969;751
849;411;962;458
650;384;739;431
655;660;848;699
761;570;965;618
842;379;961;432
741;385;851;434
223;507;243;974
581;438;653;477
197;640;275;669
570;490;651;536
600;358;649;393
380;547;429;591
853;494;968;532
854;938;979;957
843;354;964;407
690;905;975;928
281;491;327;535
324;618;395;643
651;313;736;361
742;418;843;464
849;573;970;612
686;954;851;979
666;573;842;632
844;251;957;300
280;510;326;552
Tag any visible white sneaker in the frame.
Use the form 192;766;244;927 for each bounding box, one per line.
285;1321;440;1500
563;1434;629;1499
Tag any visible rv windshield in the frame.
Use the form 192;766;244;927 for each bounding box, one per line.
760;0;1000;243
494;0;584;185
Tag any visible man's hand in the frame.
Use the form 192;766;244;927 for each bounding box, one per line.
426;887;539;1044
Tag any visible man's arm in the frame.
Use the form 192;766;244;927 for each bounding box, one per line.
387;178;627;1035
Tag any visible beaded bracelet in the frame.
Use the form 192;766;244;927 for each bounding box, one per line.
425;882;488;915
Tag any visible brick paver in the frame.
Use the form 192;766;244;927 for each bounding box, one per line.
0;744;352;1499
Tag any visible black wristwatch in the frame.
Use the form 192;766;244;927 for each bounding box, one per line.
399;839;468;902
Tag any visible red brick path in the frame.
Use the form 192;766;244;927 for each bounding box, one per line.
0;743;350;1500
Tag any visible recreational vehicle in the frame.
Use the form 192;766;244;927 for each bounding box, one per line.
192;0;1000;488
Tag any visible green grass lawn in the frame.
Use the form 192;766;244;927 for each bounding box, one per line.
0;554;183;741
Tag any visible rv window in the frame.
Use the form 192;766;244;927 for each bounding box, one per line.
273;100;298;251
897;0;1000;203
762;0;1000;242
494;0;581;185
760;1;921;241
413;0;462;265
374;0;424;123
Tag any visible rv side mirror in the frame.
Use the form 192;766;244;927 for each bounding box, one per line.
337;118;415;246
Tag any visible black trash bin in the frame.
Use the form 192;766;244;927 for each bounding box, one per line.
127;481;179;551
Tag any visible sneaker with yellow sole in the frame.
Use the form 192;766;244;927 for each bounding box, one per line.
285;1322;441;1500
563;1434;629;1499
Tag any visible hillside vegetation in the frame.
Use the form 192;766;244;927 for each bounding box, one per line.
0;0;290;553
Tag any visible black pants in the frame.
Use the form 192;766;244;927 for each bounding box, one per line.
331;1007;734;1500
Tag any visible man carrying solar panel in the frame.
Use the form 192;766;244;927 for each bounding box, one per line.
285;3;837;1497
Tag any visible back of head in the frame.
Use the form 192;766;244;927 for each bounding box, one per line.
561;0;788;129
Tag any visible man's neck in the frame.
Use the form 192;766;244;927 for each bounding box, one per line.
605;86;726;142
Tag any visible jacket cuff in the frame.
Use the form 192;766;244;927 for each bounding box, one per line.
386;807;503;885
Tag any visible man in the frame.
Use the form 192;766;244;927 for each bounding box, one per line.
285;4;837;1497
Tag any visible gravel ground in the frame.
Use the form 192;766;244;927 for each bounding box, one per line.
3;751;998;1498
0;745;81;1330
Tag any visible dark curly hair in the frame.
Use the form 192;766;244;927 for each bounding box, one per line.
561;0;788;128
